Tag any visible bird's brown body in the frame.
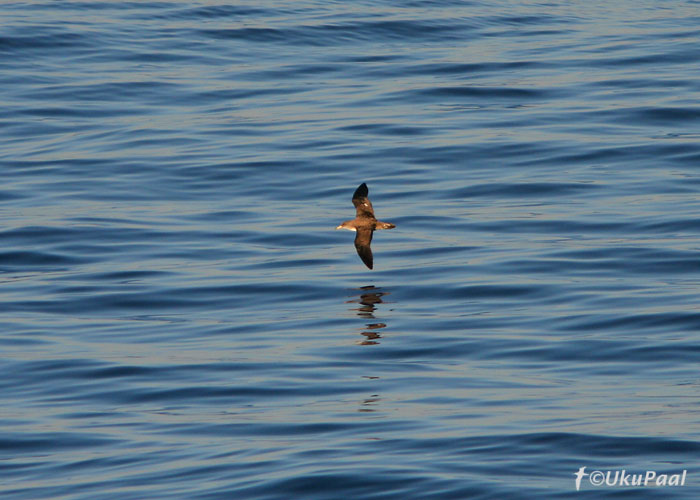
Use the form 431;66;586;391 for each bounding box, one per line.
336;183;395;269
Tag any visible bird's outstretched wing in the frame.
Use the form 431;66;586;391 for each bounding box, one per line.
352;182;375;218
354;227;374;269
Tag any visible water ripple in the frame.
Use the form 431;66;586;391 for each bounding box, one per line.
2;0;700;498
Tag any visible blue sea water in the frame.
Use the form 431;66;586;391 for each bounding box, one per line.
2;1;700;498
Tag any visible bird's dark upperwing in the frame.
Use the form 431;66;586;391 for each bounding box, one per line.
354;227;374;269
352;182;375;218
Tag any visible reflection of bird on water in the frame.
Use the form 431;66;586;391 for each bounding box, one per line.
346;285;389;318
359;324;386;345
336;183;395;269
359;395;381;412
347;285;390;345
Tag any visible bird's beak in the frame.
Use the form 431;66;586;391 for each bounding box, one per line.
335;225;343;230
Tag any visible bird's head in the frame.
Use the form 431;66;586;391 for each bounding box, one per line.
335;221;356;231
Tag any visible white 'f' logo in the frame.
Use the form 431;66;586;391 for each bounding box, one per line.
574;467;587;491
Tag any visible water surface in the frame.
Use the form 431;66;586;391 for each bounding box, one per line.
2;1;700;498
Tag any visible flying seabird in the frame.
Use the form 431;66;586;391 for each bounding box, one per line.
336;183;395;269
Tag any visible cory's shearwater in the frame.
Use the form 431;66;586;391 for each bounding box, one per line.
336;183;395;269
